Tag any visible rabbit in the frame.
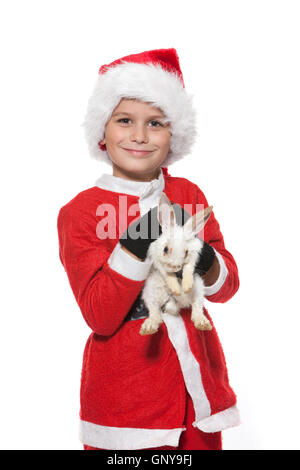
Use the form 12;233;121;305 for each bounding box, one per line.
139;192;213;336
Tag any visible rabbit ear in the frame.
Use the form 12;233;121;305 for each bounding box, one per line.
184;205;213;237
157;192;176;233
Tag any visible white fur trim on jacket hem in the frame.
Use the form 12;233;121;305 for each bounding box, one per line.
79;420;186;450
193;404;241;433
162;313;212;421
161;313;240;434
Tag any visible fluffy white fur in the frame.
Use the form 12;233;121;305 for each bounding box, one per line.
81;62;197;167
140;192;213;336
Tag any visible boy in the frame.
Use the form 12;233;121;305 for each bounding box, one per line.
57;48;240;450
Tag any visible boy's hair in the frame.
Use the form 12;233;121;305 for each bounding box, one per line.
81;48;197;167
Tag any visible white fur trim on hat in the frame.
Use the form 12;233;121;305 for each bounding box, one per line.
81;62;197;166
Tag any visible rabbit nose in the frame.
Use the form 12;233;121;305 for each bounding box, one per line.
167;263;181;270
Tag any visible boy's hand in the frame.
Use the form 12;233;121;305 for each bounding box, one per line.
200;255;220;286
194;241;216;277
119;206;162;261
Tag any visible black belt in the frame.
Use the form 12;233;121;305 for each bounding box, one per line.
123;291;149;322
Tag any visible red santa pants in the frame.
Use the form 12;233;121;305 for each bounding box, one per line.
83;392;222;450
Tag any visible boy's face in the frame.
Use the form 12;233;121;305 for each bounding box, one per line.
99;98;172;181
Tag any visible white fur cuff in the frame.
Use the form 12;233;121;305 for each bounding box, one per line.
203;249;228;297
108;241;152;281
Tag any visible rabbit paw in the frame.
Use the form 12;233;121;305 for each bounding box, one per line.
193;316;212;331
182;273;193;293
140;318;161;335
167;276;181;296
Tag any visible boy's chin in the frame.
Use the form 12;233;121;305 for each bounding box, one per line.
119;159;159;173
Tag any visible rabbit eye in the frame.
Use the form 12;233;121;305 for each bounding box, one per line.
185;250;188;257
164;246;169;254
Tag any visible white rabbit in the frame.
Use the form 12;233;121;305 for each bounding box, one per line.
140;192;213;336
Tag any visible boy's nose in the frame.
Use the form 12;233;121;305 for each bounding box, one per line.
130;127;149;143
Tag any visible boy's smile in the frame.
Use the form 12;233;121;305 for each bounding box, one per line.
99;98;172;182
122;148;154;156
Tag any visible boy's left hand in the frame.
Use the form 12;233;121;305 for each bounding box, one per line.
194;240;216;277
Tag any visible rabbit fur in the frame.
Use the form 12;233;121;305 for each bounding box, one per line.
140;192;213;336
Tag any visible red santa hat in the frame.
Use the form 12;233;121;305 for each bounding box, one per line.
82;48;197;167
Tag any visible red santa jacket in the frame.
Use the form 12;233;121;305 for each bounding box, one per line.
57;166;240;450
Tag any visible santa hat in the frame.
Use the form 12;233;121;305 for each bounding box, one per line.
81;48;197;167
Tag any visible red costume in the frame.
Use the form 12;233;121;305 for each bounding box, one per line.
57;166;240;450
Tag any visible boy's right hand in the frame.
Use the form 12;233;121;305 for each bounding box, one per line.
119;206;162;261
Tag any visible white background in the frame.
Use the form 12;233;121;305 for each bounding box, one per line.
1;0;299;450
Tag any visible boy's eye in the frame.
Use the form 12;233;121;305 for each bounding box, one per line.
117;118;162;127
185;250;188;257
117;118;130;124
149;120;162;127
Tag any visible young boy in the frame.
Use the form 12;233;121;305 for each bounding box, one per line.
57;48;240;450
